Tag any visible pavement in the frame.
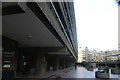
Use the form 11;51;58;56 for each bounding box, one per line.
41;66;120;79
13;66;120;80
63;66;120;78
15;67;73;78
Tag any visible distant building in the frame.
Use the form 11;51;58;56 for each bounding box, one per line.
85;47;89;62
107;51;119;62
81;49;119;63
78;47;85;63
119;43;120;60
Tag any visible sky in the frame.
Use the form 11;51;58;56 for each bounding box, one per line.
74;0;118;51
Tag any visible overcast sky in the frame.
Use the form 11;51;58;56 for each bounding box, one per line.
74;0;118;51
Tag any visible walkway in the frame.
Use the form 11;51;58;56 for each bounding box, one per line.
63;66;120;78
14;66;120;80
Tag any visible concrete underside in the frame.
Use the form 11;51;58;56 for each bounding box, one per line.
2;2;77;79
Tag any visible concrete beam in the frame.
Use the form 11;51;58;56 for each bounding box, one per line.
2;2;25;15
48;52;69;55
27;2;77;61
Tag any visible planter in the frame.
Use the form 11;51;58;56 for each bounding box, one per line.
111;68;120;74
87;67;94;71
98;67;105;70
95;71;109;79
85;63;94;71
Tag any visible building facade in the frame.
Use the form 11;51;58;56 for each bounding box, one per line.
2;1;78;79
85;47;89;62
78;47;85;63
86;51;119;62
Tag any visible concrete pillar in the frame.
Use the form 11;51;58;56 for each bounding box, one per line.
70;62;74;67
66;60;71;68
35;54;47;75
46;56;59;71
46;56;53;71
62;60;65;69
53;57;59;70
68;61;70;67
68;62;70;67
59;58;65;69
65;60;68;68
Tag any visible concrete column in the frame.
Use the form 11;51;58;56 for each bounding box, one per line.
70;62;74;67
68;61;70;67
53;57;59;70
66;60;70;68
46;56;53;71
65;60;68;68
59;58;65;69
35;54;47;76
46;56;59;71
62;60;65;69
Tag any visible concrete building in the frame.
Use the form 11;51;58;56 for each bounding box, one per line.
107;50;119;62
78;47;85;63
85;50;119;63
1;1;78;79
107;55;119;62
85;47;89;62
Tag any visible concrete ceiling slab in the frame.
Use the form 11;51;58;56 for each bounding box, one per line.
2;4;63;47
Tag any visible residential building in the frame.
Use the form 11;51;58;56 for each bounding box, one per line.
78;47;85;63
82;48;119;63
85;47;89;62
